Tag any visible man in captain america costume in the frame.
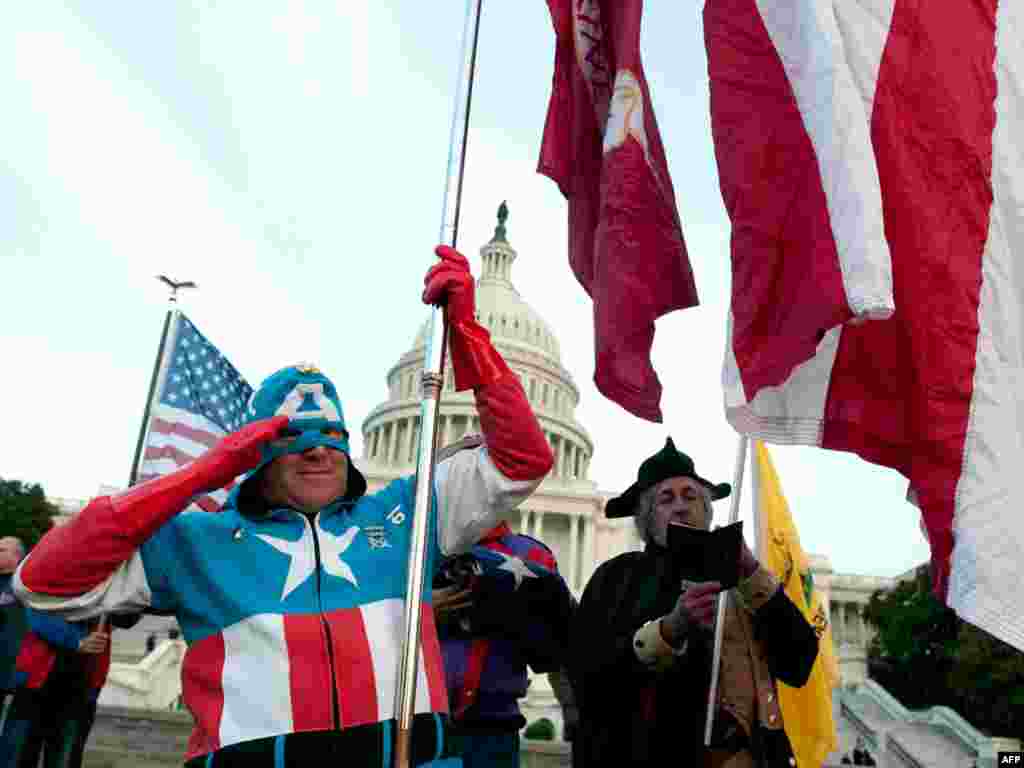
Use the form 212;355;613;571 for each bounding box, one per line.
12;245;555;767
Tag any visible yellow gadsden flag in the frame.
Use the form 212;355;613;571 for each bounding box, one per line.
752;441;840;768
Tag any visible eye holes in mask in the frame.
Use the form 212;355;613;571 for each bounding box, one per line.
271;427;348;450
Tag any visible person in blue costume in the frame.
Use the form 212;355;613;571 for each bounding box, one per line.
432;435;574;768
13;246;554;767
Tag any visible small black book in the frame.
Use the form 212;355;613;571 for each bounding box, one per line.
666;521;744;590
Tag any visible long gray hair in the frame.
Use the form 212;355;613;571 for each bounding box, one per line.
633;482;714;546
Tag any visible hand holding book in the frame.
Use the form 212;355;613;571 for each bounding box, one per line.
666;521;747;590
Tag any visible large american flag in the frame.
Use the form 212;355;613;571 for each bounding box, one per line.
706;0;1024;651
137;312;252;513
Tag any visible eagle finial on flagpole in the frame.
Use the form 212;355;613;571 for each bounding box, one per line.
156;275;198;304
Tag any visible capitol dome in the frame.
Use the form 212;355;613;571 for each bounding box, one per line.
360;203;593;485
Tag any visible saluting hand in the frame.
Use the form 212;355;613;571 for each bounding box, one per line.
194;415;290;492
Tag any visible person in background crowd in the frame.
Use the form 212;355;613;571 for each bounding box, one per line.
432;435;574;768
1;537;27;729
2;608;140;768
61;613;142;768
13;245;554;767
570;438;819;768
1;609;104;767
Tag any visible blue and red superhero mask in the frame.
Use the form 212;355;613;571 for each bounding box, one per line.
241;364;361;484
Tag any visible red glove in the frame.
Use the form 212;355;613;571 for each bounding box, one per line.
186;415;290;493
423;245;510;390
19;416;288;597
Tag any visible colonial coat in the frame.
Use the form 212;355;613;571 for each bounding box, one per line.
569;545;818;768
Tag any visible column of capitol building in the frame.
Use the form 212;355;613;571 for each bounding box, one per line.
46;211;896;719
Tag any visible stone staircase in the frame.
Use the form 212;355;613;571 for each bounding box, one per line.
830;679;1018;768
109;614;179;664
84;708;191;768
98;639;186;711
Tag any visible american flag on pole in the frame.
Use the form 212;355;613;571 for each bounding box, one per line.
706;0;1024;651
137;312;252;513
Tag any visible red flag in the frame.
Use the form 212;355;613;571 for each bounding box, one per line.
539;0;698;422
708;0;1024;652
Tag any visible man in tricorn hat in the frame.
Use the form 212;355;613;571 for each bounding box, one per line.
569;438;818;768
13;246;554;767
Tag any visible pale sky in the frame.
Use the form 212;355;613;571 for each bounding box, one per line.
0;2;929;577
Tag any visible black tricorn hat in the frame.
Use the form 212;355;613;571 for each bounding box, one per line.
604;437;731;519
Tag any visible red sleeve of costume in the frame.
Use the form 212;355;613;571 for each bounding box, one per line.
474;373;554;481
20;415;283;598
447;318;512;391
19;472;204;597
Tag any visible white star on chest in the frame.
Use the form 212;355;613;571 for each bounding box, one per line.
255;525;315;601
316;516;359;588
255;516;360;601
496;552;537;589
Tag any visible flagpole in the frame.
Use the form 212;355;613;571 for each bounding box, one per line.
751;441;768;563
128;285;193;486
393;0;484;765
704;434;749;747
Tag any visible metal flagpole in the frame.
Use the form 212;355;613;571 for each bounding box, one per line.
704;434;749;747
128;277;195;486
752;441;769;563
393;0;484;765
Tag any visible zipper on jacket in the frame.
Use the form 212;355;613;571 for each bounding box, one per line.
308;512;342;731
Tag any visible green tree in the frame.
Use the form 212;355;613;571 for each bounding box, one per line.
864;565;1024;741
948;621;1024;739
0;478;57;550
